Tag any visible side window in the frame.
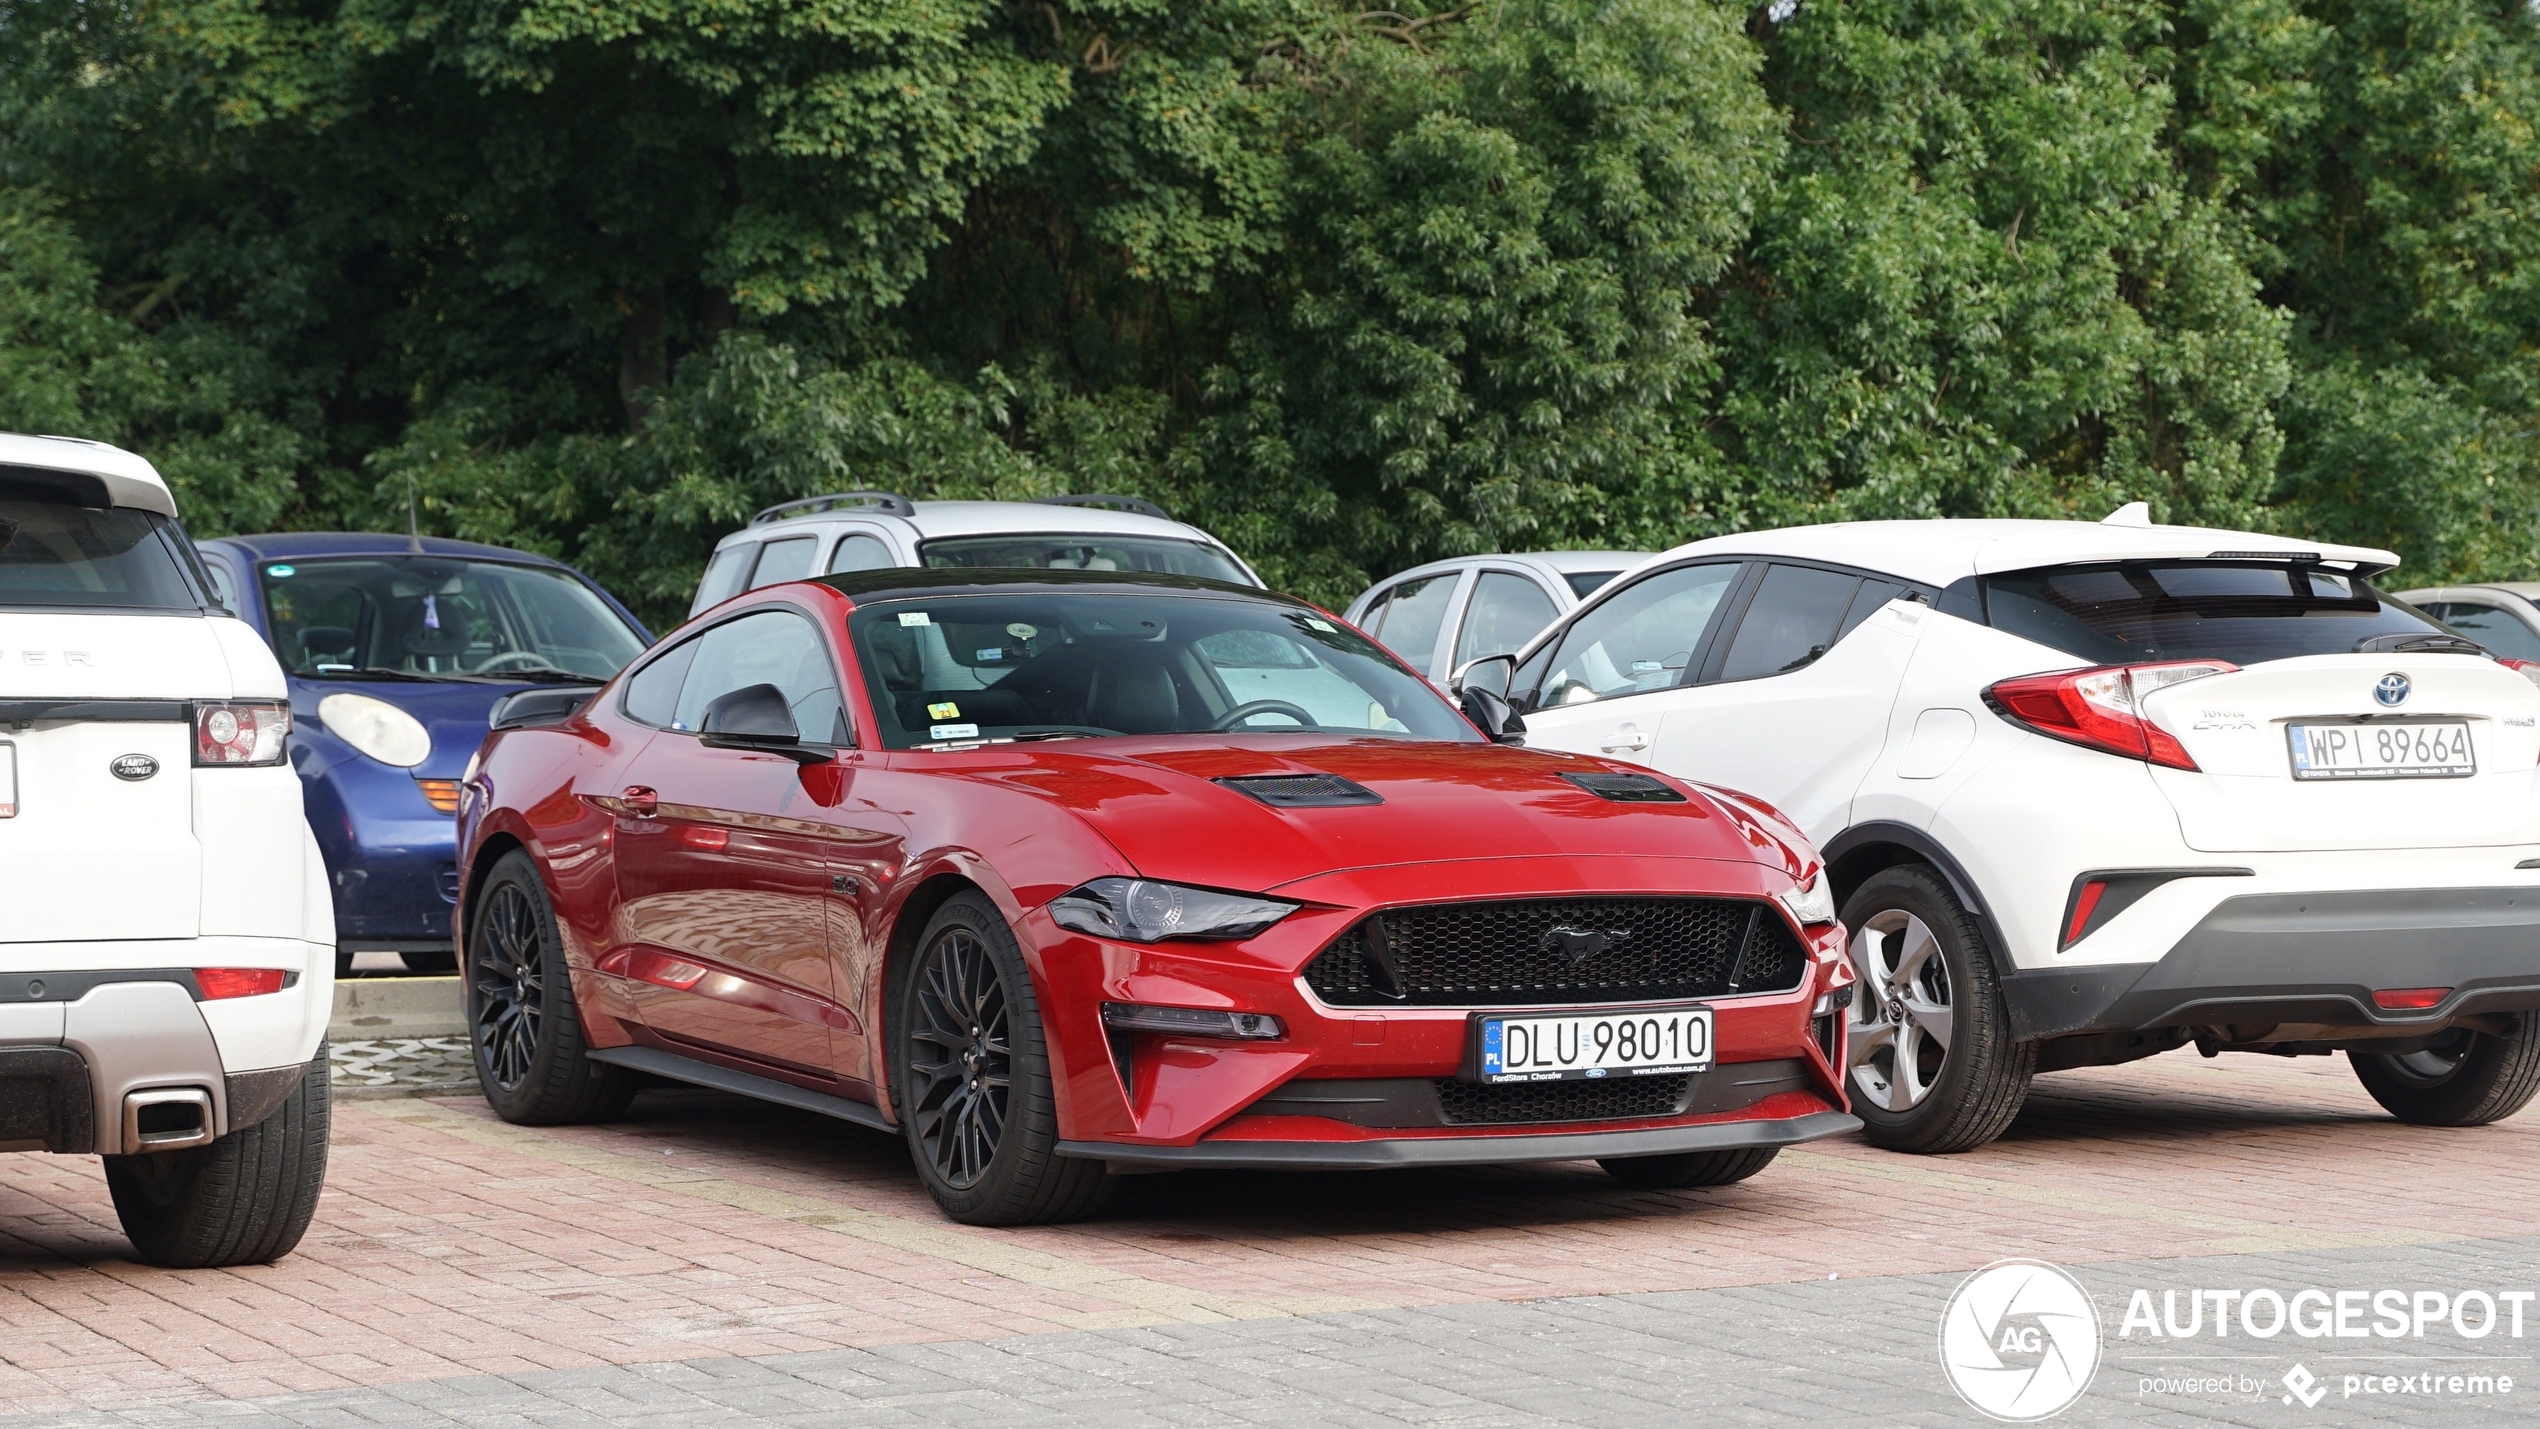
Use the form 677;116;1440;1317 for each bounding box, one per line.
200;557;240;615
747;535;819;590
621;636;702;728
671;609;850;745
693;544;754;614
1531;563;1739;709
826;533;897;574
1836;579;1910;642
2433;602;2540;661
1368;573;1457;671
1716;564;1863;682
1453;572;1560;670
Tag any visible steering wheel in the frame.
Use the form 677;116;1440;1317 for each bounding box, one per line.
476;650;564;674
1213;700;1321;731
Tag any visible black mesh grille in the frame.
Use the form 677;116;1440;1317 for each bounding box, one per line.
1302;897;1803;1007
1434;1074;1690;1125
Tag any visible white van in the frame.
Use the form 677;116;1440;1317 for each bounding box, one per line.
689;491;1262;617
0;433;333;1266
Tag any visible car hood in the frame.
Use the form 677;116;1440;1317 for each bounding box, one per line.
289;674;603;778
938;735;1807;896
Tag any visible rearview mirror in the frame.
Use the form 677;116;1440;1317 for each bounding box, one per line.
1451;653;1515;701
699;683;827;763
1457;685;1527;745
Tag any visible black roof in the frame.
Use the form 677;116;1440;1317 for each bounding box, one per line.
813;567;1292;606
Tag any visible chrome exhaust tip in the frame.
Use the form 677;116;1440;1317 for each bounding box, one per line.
122;1088;215;1153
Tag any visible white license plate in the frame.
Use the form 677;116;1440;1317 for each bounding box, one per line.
2287;721;2475;781
1477;1004;1712;1083
0;742;14;817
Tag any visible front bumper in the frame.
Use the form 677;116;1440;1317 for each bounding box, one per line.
2004;885;2540;1040
298;752;459;947
1065;1107;1861;1171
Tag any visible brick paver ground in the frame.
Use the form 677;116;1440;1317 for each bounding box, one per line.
3;1049;2536;1424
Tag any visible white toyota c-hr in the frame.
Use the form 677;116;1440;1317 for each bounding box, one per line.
1470;506;2540;1153
0;433;332;1264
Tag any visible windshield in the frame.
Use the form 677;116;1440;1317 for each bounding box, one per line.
1983;562;2458;666
848;590;1477;749
919;534;1252;586
0;497;206;610
258;556;646;681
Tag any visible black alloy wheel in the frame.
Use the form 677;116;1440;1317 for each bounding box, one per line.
891;891;1110;1225
905;925;1012;1190
474;880;545;1093
466;850;636;1125
2351;1017;2540;1126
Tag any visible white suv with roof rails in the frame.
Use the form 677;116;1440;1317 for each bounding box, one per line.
0;433;332;1266
1471;505;2540;1153
688;491;1262;617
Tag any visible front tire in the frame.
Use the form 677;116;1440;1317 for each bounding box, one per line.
2351;1019;2540;1126
1598;1145;1778;1189
892;891;1110;1226
105;1050;329;1268
467;850;637;1125
1841;866;2033;1154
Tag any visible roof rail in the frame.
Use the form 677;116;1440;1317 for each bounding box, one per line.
1030;493;1172;522
751;490;918;525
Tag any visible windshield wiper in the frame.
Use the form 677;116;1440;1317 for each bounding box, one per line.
337;666;514;684
491;668;606;685
1010;729;1099;742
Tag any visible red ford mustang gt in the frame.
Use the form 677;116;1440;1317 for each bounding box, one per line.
454;570;1858;1224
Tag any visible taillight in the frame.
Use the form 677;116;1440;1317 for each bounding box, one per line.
195;967;287;999
2499;658;2540;691
192;701;291;766
1982;661;2235;770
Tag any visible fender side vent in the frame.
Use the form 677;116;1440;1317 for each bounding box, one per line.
1560;771;1686;803
1213;774;1383;808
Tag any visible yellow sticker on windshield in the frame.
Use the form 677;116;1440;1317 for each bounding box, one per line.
927;701;961;720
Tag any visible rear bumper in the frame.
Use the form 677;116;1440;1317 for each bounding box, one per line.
0;976;312;1153
2004;886;2540;1040
1062;1108;1861;1171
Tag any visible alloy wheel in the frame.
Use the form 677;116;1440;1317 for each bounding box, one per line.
472;882;545;1091
1847;908;1954;1112
2382;1029;2476;1087
906;927;1011;1190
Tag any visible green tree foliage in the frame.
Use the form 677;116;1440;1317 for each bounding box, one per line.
1;0;2535;623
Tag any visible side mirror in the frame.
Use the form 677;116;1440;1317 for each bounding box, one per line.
1457;686;1528;745
1450;653;1515;701
699;683;826;763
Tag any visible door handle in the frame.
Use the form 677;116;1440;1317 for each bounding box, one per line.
1600;729;1650;753
621;785;658;817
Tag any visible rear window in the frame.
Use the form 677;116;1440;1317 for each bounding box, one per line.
920;534;1251;586
0;496;205;611
1983;562;2455;665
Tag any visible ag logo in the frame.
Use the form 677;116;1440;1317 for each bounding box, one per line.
2375;672;2411;707
1938;1258;2101;1422
109;753;159;782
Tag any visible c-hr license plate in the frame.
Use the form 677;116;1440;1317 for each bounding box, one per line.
2287;721;2475;780
1474;1004;1712;1083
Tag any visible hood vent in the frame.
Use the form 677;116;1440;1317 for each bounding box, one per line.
1561;771;1686;803
1213;773;1384;808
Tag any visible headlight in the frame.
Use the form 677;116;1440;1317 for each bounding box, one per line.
1776;868;1837;927
319;692;432;767
1048;878;1299;943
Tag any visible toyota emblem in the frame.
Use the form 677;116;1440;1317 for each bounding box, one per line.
2374;672;2411;707
110;753;159;781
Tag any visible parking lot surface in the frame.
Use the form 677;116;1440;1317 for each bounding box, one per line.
5;1050;2539;1426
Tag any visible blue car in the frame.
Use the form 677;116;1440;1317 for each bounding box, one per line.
193;534;652;973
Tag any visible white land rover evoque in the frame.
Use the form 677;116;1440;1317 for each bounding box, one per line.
1474;507;2540;1153
0;433;331;1266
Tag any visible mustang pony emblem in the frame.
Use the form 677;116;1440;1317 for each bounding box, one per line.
1538;924;1632;963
